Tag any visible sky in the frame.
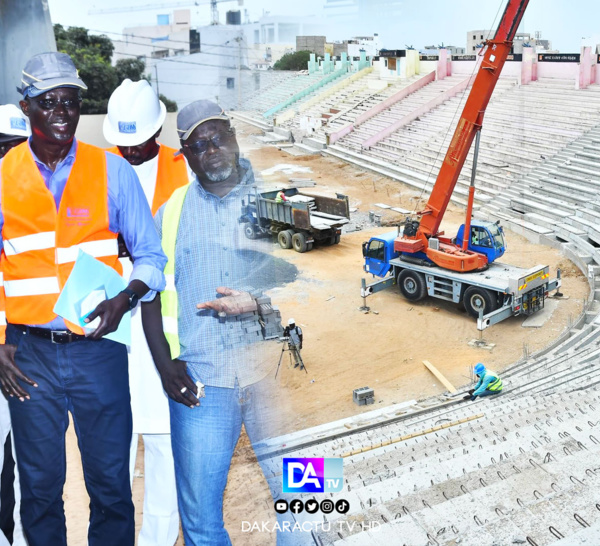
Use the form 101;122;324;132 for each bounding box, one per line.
46;0;600;53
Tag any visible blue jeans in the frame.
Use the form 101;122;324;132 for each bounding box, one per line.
6;325;134;546
170;377;277;546
478;389;502;397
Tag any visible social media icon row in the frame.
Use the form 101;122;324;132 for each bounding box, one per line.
274;499;350;515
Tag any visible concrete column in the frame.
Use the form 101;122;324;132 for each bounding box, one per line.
402;50;418;79
520;46;535;85
341;52;348;72
308;53;316;74
0;0;56;105
324;53;331;74
437;48;448;79
359;51;368;70
578;46;592;89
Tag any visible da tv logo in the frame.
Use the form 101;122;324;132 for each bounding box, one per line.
282;458;343;493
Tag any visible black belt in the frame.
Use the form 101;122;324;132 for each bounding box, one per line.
11;324;88;344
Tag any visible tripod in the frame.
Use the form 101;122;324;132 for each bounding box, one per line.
275;339;307;378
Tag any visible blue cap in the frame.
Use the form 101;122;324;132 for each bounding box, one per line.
474;363;485;375
19;52;87;97
176;99;229;141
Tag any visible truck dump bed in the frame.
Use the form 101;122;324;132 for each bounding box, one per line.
256;188;349;233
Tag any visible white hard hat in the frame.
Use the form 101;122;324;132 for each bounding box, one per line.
0;104;31;141
103;79;166;146
288;318;295;325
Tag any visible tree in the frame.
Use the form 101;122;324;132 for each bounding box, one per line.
115;59;148;83
273;51;312;71
53;25;176;114
159;94;178;113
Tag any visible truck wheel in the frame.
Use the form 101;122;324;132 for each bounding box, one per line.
306;242;314;251
463;286;498;318
292;232;308;253
278;230;293;249
244;223;258;240
397;270;427;301
334;234;341;244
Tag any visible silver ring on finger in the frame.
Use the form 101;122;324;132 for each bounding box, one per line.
180;386;187;394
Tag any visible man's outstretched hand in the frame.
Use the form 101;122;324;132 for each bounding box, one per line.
196;287;257;316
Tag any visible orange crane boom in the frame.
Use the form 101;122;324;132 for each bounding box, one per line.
396;0;530;272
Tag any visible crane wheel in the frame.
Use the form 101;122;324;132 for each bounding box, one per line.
292;232;308;253
278;230;293;249
463;286;498;318
397;269;427;301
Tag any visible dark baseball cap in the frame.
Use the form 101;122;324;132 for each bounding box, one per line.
19;52;87;96
177;100;229;142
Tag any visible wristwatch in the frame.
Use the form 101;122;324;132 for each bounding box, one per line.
120;288;139;310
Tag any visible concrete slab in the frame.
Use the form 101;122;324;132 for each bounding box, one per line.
468;339;496;350
260;164;313;176
521;298;559;328
374;203;391;209
279;145;312;157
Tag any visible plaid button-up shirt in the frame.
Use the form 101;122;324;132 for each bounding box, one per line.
154;158;278;388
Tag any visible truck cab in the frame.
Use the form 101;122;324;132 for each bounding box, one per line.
363;231;399;277
455;220;506;263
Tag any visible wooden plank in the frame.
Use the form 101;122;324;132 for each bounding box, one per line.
422;360;457;394
342;413;484;457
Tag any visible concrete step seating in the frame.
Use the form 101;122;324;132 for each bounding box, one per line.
339;75;470;151
295;388;600;544
479;123;600;256
260;288;600;545
326;76;423;126
361;81;598;196
327;79;600;228
280;71;384;129
236;71;348;125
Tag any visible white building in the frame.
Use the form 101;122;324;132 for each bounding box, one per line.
467;29;554;55
147;24;249;110
113;10;194;62
111;11;329;109
347;35;381;57
466;29;494;54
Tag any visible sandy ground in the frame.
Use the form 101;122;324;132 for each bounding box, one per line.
62;122;587;545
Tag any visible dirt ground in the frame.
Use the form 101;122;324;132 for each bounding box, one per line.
62;122;588;544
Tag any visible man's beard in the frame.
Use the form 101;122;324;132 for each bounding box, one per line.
204;163;234;183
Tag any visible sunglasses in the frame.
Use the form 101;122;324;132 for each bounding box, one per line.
32;97;81;111
182;128;236;156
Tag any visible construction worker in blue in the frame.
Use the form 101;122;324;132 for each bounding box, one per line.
465;363;503;400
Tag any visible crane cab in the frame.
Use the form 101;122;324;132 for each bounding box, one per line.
456;220;506;264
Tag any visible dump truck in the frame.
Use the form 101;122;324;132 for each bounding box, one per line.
240;187;350;252
361;0;562;329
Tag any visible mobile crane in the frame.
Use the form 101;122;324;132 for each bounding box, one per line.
361;0;561;329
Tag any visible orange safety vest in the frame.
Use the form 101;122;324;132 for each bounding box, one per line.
0;141;122;336
107;144;188;214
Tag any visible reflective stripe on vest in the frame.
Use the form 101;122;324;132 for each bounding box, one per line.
160;183;192;359
485;370;503;392
108;144;188;214
0;141;122;332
